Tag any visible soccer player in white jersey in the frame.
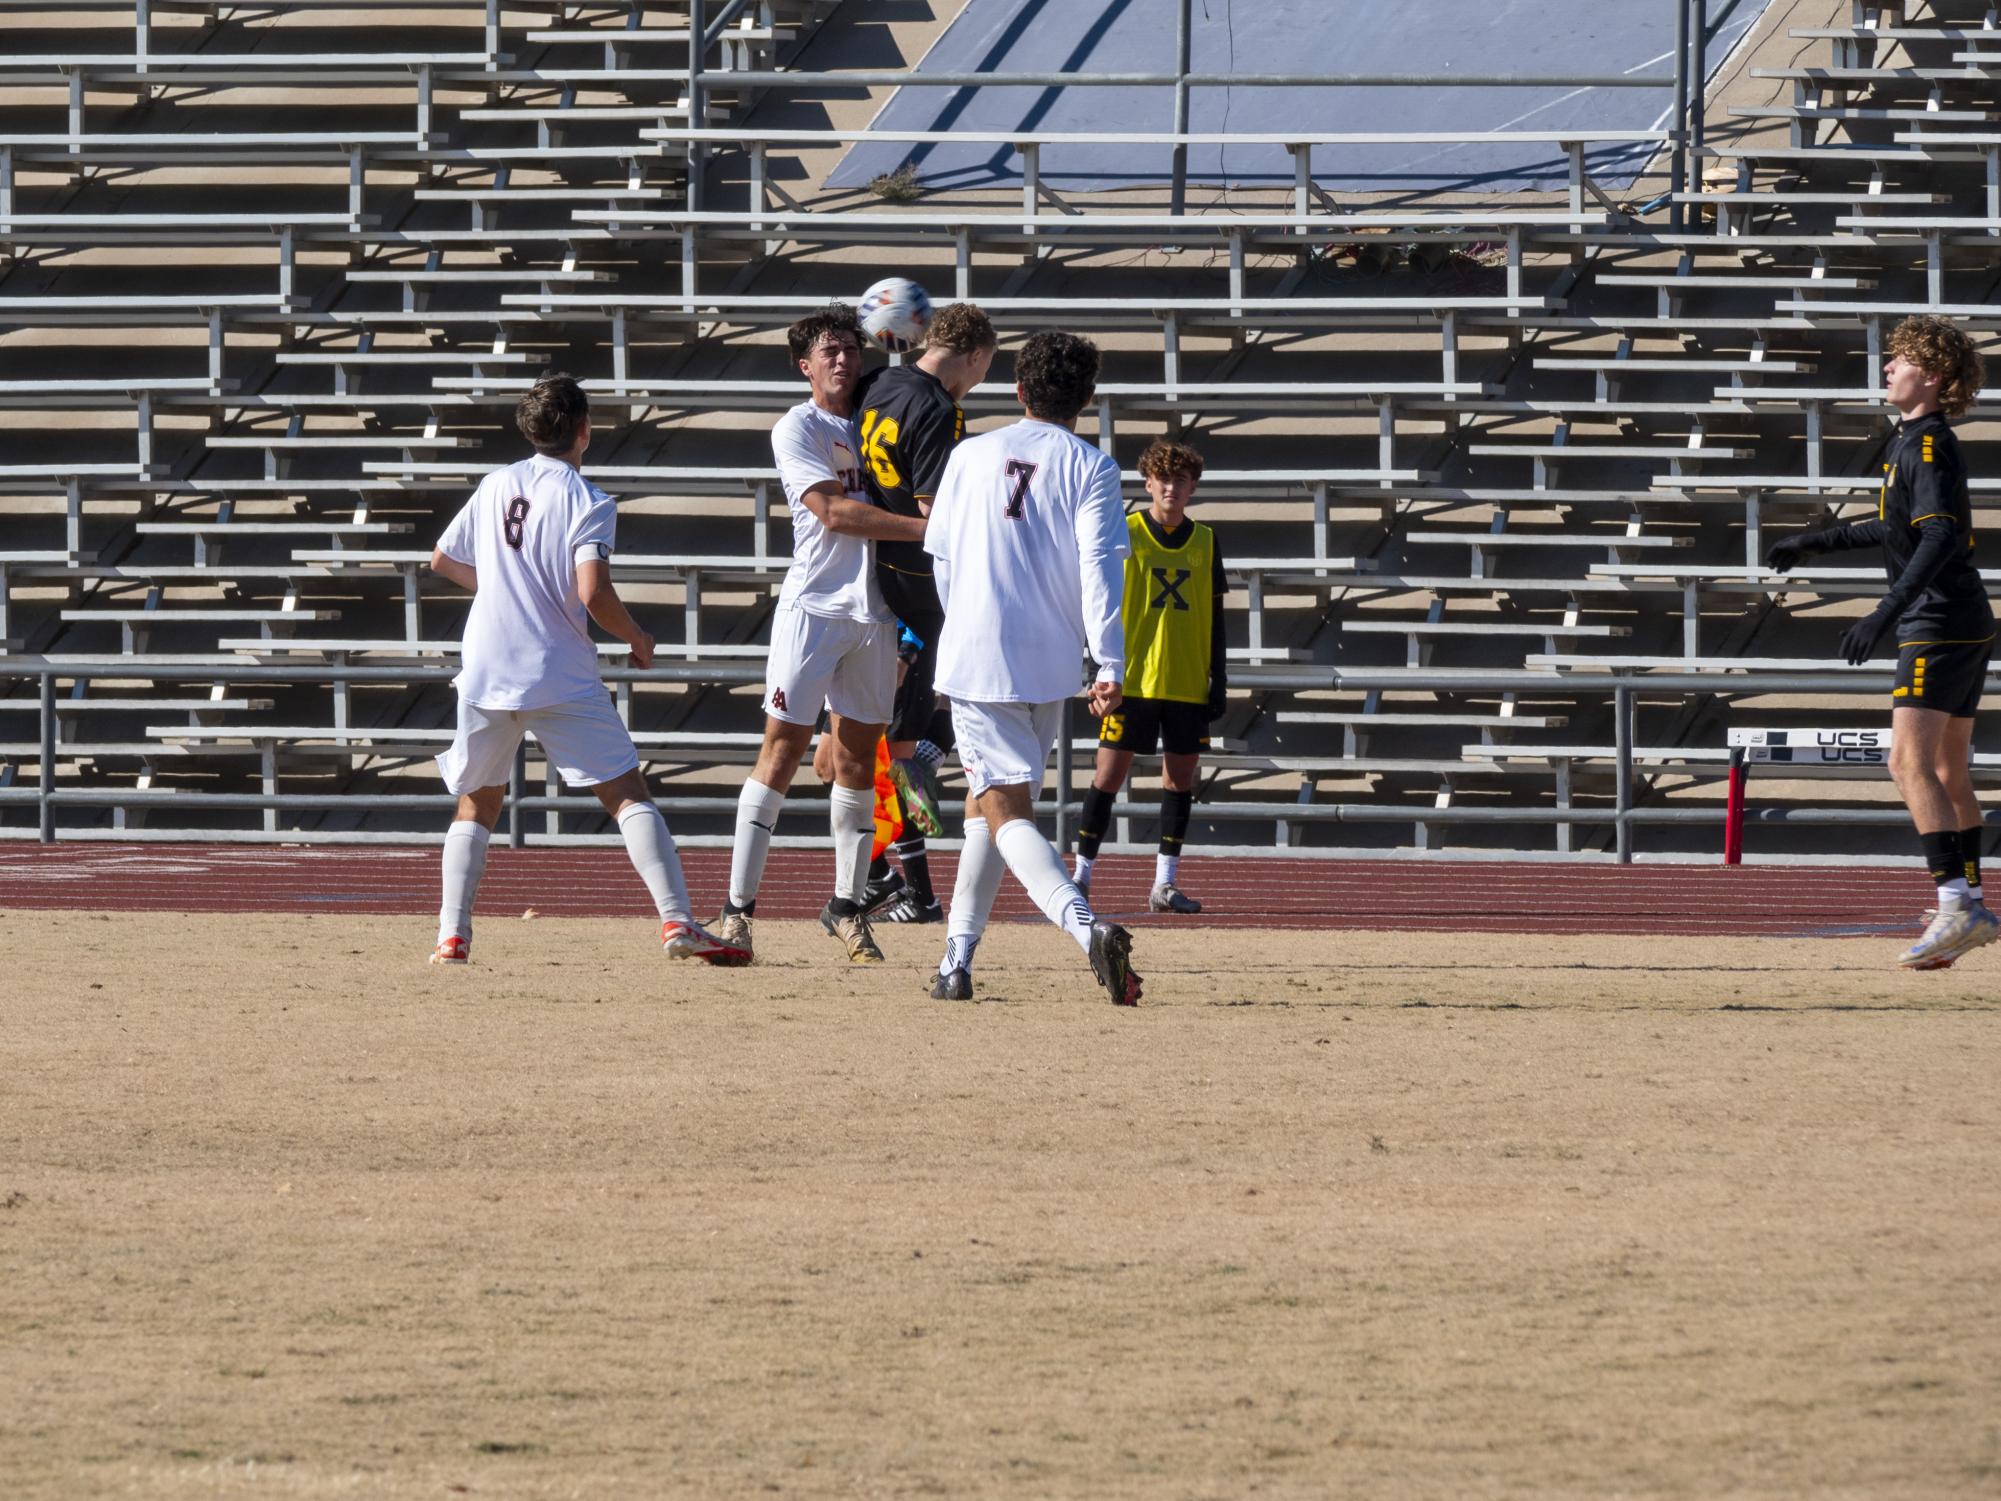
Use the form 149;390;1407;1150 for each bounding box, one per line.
923;331;1143;1006
426;375;745;966
712;305;930;964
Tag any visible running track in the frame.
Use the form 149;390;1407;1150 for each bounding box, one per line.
0;845;1932;937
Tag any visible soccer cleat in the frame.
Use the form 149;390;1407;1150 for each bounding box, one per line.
888;756;946;840
663;920;752;967
1898;903;1999;969
710;907;755;962
878;892;944;924
1148;883;1202;915
819;901;886;963
1907;909;1957;970
428;935;470;965
1074;878;1090;904
860;868;906;917
1087;920;1142;1006
929;967;974;1002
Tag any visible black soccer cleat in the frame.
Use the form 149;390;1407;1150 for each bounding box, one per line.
929;966;974;1002
1087;921;1142;1006
860;868;906;917
880;892;944;924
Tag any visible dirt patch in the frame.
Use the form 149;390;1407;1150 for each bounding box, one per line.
2;909;1997;1499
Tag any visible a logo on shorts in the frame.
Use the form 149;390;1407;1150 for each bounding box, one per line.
771;687;789;713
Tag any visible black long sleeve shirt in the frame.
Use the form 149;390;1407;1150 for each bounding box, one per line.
1811;411;1993;644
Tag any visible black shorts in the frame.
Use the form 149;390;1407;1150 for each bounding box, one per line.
1098;697;1211;757
878;565;944;743
1893;637;1991;718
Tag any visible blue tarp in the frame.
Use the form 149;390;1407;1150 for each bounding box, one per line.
826;0;1769;195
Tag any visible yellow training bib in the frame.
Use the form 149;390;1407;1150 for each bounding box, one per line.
1122;514;1215;704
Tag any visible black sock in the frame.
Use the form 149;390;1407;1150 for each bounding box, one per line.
893;835;934;903
1160;788;1194;859
1921;830;1959;888
1076;785;1116;860
827;896;859;918
868;853;891;884
724;898;756;917
1962;825;1985;891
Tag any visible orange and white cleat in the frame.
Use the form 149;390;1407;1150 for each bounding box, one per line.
429;935;470;965
662;920;752;967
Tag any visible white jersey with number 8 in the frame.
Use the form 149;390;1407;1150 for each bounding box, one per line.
926;418;1129;705
436;452;619;710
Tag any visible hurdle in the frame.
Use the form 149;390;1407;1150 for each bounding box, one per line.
1724;727;1893;864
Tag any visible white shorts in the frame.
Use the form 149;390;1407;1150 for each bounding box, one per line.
763;606;896;727
950;699;1065;797
437;692;639;793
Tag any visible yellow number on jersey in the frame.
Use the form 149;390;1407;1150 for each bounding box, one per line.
860;408;904;490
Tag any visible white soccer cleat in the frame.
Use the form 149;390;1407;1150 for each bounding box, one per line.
1898;904;1999;969
663;920;752;967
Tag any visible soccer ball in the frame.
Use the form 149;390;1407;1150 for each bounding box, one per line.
858;277;932;353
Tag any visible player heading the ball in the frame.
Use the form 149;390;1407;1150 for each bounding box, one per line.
854;300;999;920
426;375;746;966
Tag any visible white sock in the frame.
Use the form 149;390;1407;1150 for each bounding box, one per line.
1937;877;1972;914
1073;853;1095;884
728;779;786;910
941;814;1005;974
438;819;491;944
828;783;876;906
1156;852;1180;888
618;801;692;925
994;817;1094;954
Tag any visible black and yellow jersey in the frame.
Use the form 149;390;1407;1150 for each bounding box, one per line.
854;362;964;577
1814;412;1993;643
1122;511;1229;705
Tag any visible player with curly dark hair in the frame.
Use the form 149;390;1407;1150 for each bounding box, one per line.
1766;315;1995;967
1013;329;1101;422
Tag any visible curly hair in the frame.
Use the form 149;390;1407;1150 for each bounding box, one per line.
515;374;589;455
925;302;997;355
1015;331;1100;423
785;303;863;366
1889;314;1986;418
1138;438;1204;482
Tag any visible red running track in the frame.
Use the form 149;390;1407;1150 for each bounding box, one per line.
0;844;1931;937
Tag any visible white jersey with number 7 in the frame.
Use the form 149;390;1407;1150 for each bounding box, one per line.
926;418;1130;705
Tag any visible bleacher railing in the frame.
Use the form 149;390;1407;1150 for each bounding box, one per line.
0;661;1951;863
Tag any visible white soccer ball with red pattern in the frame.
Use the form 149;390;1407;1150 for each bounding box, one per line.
858;277;932;353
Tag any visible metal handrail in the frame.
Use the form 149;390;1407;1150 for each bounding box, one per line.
0;660;1917;860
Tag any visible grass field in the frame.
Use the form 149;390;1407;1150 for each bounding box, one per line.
4;908;1999;1499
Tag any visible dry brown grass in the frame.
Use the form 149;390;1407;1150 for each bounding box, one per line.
3;908;1999;1499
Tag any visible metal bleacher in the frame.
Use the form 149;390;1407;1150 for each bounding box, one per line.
2;0;1995;858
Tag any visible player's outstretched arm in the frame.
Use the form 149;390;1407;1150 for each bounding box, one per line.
576;559;655;670
429;547;477;592
1765;520;1890;574
798;482;928;541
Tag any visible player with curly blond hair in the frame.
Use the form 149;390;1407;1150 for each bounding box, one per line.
1766;315;1995;967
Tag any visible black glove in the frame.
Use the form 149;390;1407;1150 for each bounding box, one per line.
1839;606;1895;666
1765;534;1816;574
1206;691;1227;723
